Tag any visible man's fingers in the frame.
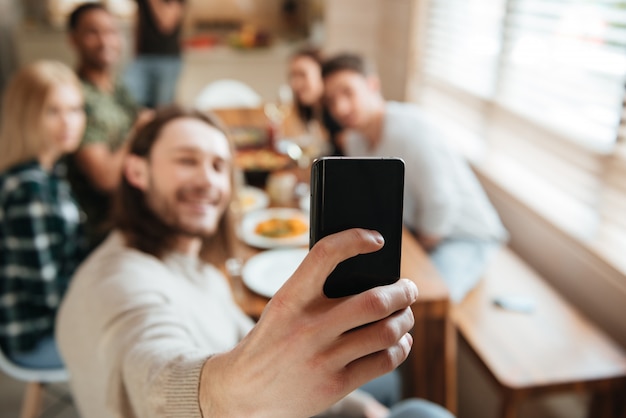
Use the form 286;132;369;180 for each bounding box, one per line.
327;306;415;368
341;333;414;392
322;279;417;336
274;228;384;301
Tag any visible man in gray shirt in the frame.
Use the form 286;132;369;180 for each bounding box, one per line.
322;53;508;302
57;106;453;418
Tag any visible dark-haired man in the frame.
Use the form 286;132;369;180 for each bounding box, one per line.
66;3;151;246
322;53;508;303
56;107;454;418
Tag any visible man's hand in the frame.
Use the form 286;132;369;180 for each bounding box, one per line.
134;109;156;131
74;110;155;193
200;228;418;418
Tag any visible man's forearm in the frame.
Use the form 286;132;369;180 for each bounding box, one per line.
74;145;126;193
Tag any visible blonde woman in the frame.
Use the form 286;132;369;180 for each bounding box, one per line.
0;60;88;368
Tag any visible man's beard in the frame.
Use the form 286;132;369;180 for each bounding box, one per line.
145;185;224;240
85;51;117;72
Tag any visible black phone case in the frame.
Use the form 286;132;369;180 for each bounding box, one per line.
310;157;405;298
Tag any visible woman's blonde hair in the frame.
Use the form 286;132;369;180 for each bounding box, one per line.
0;60;83;172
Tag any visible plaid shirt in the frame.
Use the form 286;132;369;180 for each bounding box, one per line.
0;161;87;354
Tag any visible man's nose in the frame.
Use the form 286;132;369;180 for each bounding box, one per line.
334;98;350;117
60;110;75;128
197;163;217;186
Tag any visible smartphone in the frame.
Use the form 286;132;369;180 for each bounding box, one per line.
310;157;405;298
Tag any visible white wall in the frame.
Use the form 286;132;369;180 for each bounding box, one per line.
177;43;294;107
323;0;414;101
185;0;308;36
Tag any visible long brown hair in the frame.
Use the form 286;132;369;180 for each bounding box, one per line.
0;60;83;172
114;106;238;262
289;47;324;124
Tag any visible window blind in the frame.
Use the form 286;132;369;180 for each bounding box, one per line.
419;0;626;270
497;0;626;150
619;84;626;142
422;0;505;99
422;0;626;150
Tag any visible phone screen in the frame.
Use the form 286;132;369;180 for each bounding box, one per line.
310;157;405;298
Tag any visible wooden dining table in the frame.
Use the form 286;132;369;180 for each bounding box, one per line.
213;106;458;413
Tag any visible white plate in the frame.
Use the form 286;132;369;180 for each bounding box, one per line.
242;248;309;297
299;195;310;212
238;186;269;213
239;208;309;249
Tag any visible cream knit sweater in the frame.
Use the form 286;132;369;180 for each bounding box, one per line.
56;232;374;418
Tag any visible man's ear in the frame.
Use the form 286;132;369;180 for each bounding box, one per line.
124;154;149;191
68;33;78;51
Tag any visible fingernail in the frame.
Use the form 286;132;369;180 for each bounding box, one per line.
371;231;384;245
399;333;413;355
405;333;413;347
405;279;418;302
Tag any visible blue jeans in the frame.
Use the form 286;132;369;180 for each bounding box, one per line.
360;371;402;407
388;399;455;418
429;238;500;303
9;335;64;369
124;55;182;108
361;372;454;417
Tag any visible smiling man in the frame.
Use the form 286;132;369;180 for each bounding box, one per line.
55;106;455;418
322;53;508;303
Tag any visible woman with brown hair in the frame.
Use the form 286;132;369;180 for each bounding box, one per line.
0;60;88;368
288;47;345;156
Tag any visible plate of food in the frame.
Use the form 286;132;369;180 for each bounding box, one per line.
242;248;308;298
239;208;309;249
237;186;269;213
234;149;294;188
299;194;310;212
229;126;268;149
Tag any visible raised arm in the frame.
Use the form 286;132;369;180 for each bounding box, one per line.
73;143;127;193
199;228;417;418
75;109;154;193
64;229;416;418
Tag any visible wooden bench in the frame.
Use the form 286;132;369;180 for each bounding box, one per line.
452;247;626;418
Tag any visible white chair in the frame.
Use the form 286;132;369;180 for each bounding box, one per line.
194;79;263;110
0;347;68;418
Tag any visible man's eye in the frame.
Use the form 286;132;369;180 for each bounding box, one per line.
45;107;60;117
176;158;197;165
214;160;227;172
